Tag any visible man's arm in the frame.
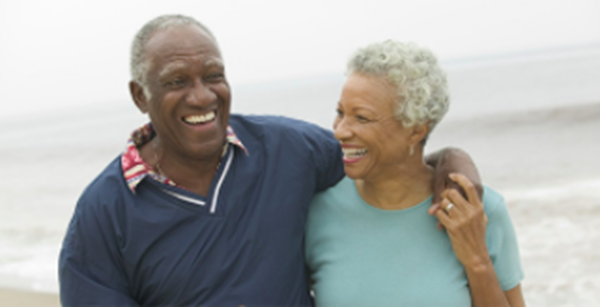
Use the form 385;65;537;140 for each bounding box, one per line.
425;147;483;213
60;249;138;306
59;199;138;306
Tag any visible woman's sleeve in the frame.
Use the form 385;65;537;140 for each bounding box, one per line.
483;186;525;291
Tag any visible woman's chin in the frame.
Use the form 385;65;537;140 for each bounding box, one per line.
342;167;363;180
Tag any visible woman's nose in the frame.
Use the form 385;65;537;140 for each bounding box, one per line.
333;117;352;141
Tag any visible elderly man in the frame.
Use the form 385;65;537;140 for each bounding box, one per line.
59;15;481;306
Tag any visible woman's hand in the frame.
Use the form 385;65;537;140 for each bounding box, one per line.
434;173;490;270
426;147;483;230
434;174;524;307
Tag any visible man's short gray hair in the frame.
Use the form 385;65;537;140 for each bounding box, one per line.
130;14;216;90
347;40;449;133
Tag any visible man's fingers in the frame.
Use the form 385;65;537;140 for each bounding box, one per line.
432;176;444;208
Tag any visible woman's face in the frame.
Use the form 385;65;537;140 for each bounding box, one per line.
334;73;414;182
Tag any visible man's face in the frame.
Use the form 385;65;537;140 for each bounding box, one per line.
135;25;231;162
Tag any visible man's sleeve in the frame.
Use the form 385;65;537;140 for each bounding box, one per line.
309;127;345;192
484;187;525;291
59;195;138;306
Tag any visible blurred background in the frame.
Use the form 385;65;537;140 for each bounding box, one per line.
1;0;599;305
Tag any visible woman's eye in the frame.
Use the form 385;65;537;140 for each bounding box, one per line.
357;115;369;122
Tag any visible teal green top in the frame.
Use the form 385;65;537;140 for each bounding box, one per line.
305;177;524;307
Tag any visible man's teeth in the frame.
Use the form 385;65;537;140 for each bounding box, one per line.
342;148;368;158
184;112;216;124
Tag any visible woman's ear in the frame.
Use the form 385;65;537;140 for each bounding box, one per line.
129;81;149;114
409;123;430;145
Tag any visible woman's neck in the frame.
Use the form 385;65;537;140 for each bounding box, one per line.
355;160;434;210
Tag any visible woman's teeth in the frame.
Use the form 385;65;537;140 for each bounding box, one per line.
342;148;368;158
183;111;216;124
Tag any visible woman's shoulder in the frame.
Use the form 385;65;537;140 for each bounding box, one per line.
481;186;518;240
310;177;357;209
313;176;354;199
481;186;524;290
481;185;508;217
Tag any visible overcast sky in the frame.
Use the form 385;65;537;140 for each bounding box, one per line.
1;0;599;117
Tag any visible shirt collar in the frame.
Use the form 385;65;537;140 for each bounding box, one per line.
121;123;248;192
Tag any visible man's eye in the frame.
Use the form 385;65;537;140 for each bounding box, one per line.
166;78;186;87
336;109;343;117
206;72;224;81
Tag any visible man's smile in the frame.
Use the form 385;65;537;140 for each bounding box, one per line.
182;110;217;125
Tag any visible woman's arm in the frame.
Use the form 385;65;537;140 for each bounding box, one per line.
506;285;526;307
462;259;525;307
434;173;525;307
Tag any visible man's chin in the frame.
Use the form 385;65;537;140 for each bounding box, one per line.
187;139;227;160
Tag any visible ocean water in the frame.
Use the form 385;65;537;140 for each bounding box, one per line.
1;46;599;304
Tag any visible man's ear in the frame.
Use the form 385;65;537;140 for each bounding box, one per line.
129;81;149;114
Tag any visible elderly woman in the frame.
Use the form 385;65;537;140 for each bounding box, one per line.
305;41;525;306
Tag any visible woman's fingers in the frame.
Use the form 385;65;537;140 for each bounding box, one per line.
444;189;471;213
430;172;476;215
434;193;490;268
436;221;446;231
439;197;460;215
431;170;467;214
434;203;453;228
449;173;481;206
435;198;461;232
431;190;465;217
427;203;440;215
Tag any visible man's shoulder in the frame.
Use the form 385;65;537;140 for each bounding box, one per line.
78;156;128;206
230;114;331;138
231;114;339;159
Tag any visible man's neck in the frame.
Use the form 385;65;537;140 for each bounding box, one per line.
140;137;224;197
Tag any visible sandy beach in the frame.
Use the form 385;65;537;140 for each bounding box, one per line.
0;288;59;307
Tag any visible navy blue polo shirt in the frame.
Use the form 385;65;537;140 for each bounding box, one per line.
59;115;345;306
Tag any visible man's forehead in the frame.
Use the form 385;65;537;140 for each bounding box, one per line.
157;57;224;77
145;25;220;58
143;25;224;74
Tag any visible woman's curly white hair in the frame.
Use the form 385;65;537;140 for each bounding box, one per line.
347;40;449;134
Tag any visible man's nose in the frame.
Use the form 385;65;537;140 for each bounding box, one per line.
186;78;217;106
